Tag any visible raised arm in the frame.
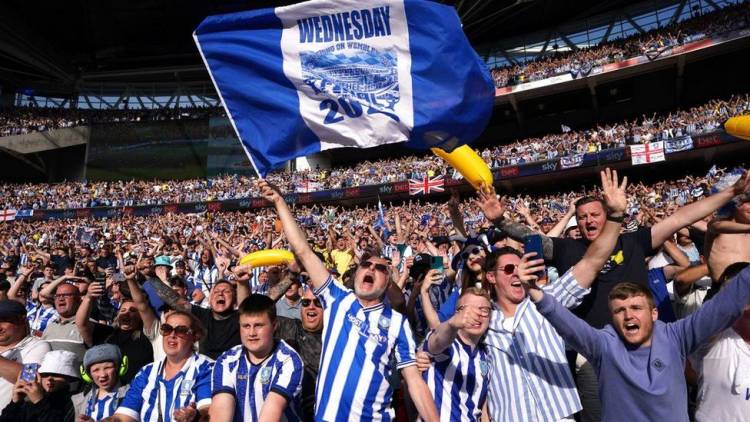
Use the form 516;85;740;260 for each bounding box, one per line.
419;270;444;331
475;184;554;259
546;199;577;238
651;171;750;248
521;276;607;362
669;265;750;356
76;282;105;347
673;263;710;298
7;266;35;305
210;232;241;258
39;275;70;299
707;219;750;234
257;180;329;289
125;275;156;332
570;169;627;287
446;191;468;238
426;299;484;355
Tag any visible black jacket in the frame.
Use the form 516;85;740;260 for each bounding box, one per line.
0;389;75;422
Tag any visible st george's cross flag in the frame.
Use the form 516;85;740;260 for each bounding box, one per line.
630;141;666;165
194;0;495;176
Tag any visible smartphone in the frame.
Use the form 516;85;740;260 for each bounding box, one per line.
20;363;39;382
523;235;546;278
429;256;444;271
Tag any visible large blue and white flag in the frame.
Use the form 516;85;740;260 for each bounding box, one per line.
194;0;494;176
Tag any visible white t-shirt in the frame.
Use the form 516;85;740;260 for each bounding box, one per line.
144;317;166;362
0;336;51;409
691;328;750;422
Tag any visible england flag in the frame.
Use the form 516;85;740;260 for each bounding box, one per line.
194;0;494;176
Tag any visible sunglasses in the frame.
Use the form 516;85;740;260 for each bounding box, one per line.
461;247;483;260
359;261;389;273
301;298;322;308
498;264;516;275
159;324;193;338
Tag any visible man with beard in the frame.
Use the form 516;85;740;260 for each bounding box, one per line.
258;180;439;422
75;282;153;384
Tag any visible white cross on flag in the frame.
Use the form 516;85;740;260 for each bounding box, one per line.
409;175;444;195
0;209;17;222
630;141;665;166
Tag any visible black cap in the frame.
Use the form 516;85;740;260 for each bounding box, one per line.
0;300;27;320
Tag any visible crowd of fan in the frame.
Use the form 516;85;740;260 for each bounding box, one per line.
1;93;747;211
0;106;225;137
0;161;748;421
490;2;750;88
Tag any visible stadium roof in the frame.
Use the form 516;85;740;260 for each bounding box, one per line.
0;0;658;96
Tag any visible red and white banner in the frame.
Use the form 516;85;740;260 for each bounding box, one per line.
0;209;17;222
630;141;665;165
409;175;445;195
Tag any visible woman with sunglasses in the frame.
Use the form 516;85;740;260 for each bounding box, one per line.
108;311;213;422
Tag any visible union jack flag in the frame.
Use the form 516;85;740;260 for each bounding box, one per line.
409;175;445;195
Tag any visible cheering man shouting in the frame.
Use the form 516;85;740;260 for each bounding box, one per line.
257;180;439;422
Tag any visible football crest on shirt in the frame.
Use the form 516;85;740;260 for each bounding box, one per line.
479;359;489;376
378;316;391;329
260;367;272;384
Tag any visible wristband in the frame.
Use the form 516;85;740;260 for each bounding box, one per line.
607;214;625;223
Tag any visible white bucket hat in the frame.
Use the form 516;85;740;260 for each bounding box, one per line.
38;350;80;379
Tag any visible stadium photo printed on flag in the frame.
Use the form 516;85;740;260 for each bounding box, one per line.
194;0;494;176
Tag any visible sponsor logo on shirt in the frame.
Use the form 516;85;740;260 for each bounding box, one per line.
347;314;388;345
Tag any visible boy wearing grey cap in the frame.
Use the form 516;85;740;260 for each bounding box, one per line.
73;344;129;422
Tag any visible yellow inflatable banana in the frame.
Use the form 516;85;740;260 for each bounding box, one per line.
239;249;295;267
431;145;493;190
725;115;750;141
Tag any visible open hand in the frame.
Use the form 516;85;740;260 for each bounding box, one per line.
600;168;628;215
475;183;505;222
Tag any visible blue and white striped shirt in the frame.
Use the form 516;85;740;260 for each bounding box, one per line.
82;386;128;421
250;267;267;294
422;333;491;421
212;341;304;422
26;303;58;333
314;275;417;421
485;269;588;421
407;275;453;342
115;353;214;422
194;265;219;297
